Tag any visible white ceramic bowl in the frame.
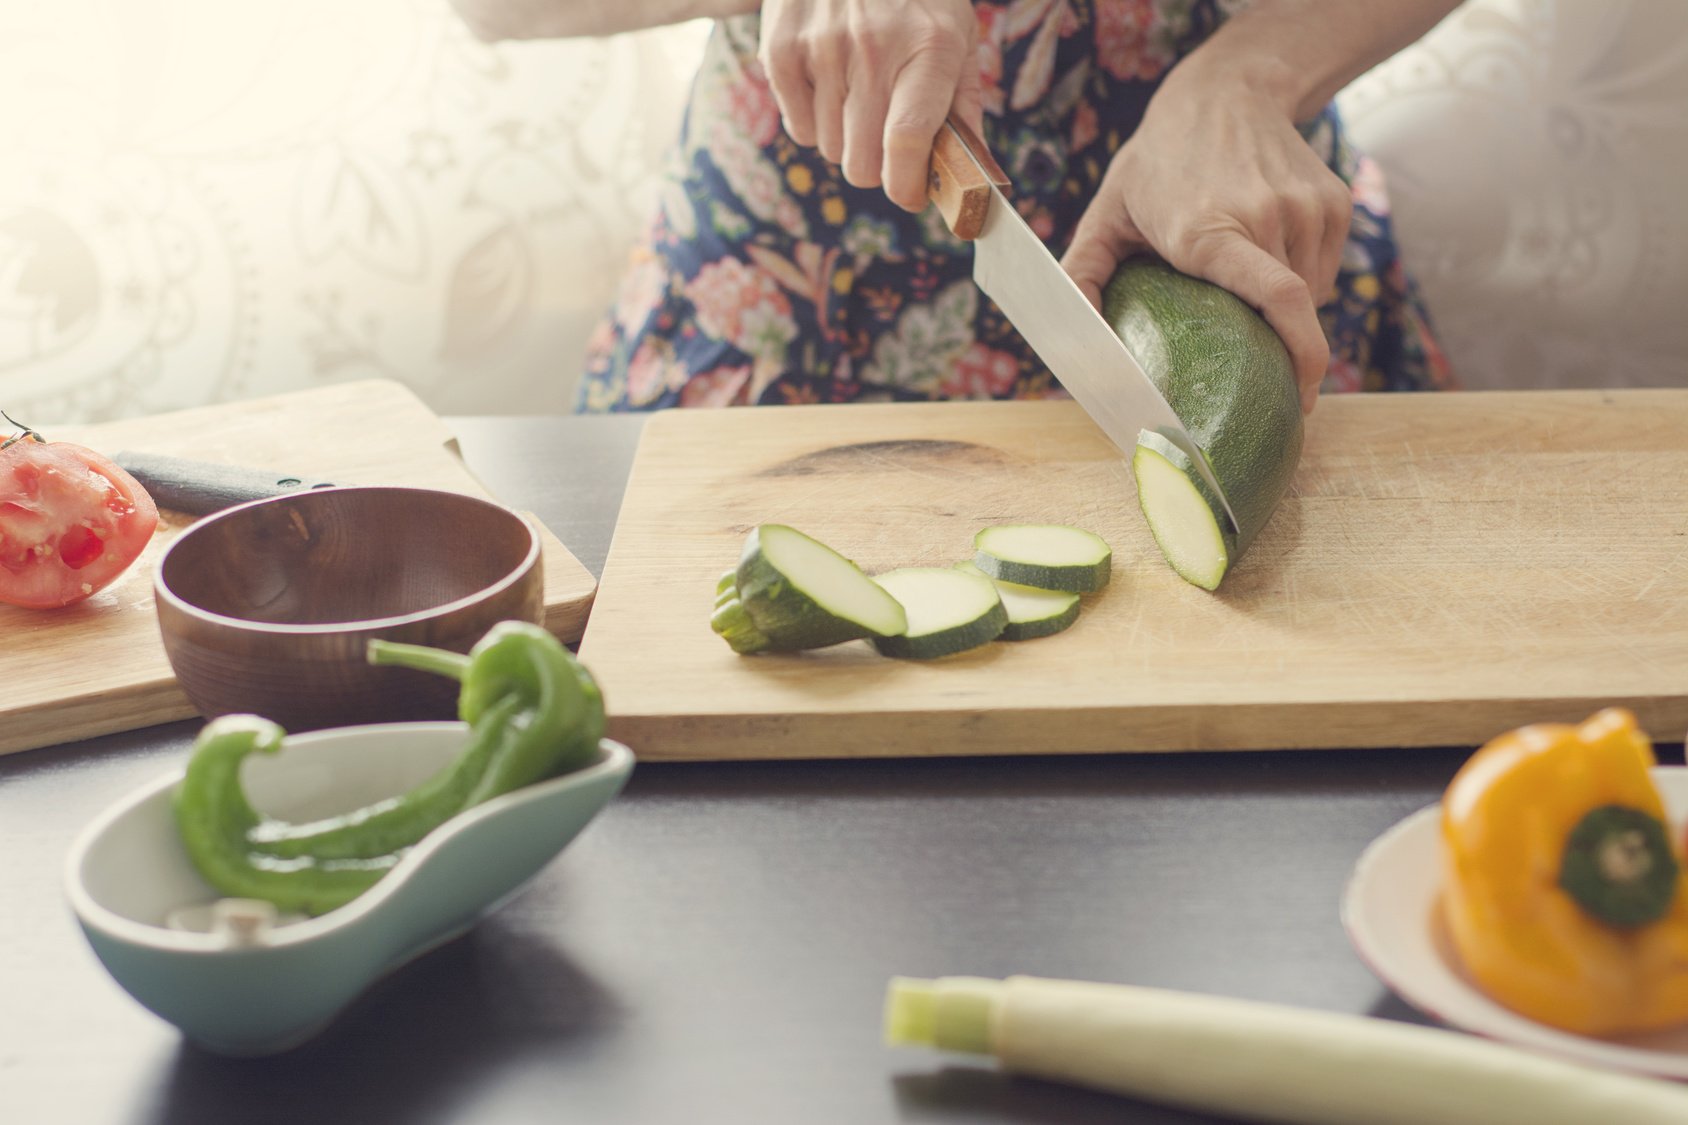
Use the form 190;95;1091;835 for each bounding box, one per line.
65;722;633;1056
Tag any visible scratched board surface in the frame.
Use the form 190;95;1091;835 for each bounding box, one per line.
579;390;1688;760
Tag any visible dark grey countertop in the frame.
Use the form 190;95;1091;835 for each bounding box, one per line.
0;413;1490;1125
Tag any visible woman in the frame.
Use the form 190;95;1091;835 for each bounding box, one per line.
455;0;1458;414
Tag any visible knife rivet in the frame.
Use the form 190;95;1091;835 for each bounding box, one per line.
276;478;302;487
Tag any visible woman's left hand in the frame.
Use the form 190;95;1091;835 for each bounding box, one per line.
1060;59;1353;414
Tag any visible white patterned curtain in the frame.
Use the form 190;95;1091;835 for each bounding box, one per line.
1338;0;1688;390
0;0;708;422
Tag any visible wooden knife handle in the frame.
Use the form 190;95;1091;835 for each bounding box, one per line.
928;118;1009;241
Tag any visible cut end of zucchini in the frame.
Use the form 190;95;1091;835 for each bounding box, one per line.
972;525;1111;594
710;597;774;654
1132;440;1229;591
871;567;1007;660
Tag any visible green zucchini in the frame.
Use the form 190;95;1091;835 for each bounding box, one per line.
711;524;908;654
954;562;1081;641
1103;257;1304;591
871;567;1007;659
972;525;1111;593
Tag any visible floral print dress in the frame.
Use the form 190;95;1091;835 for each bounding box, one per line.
577;0;1453;412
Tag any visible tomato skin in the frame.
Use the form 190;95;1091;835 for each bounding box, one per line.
0;437;160;609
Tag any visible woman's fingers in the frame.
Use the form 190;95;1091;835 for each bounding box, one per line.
759;8;815;147
950;48;986;142
1287;174;1355;304
812;75;846;166
843;79;891;189
1193;236;1328;413
881;49;965;211
1280;176;1354;307
1061;195;1144;312
1281;194;1326;306
1314;180;1353;304
765;56;816;146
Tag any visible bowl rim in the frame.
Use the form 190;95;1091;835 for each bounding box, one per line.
152;485;541;636
63;721;635;954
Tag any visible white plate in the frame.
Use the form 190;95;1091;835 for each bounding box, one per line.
1342;767;1688;1080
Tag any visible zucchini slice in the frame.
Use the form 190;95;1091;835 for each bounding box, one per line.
955;561;1082;641
1131;438;1230;591
711;524;908;654
871;567;1007;660
972;525;1112;594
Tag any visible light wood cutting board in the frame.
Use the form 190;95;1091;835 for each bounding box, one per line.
0;379;596;757
579;390;1688;760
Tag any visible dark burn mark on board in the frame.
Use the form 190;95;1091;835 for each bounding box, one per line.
756;439;1009;477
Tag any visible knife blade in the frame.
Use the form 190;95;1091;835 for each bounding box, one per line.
113;450;340;516
928;120;1239;536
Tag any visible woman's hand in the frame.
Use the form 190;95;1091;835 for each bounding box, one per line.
758;0;983;212
1061;62;1352;415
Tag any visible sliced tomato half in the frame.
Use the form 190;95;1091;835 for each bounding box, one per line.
0;436;160;609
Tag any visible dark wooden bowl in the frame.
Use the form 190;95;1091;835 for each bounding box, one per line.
154;486;543;732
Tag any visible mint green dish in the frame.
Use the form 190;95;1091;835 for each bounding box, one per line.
65;722;633;1057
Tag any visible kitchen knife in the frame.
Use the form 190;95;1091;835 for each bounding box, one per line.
113;450;340;516
928;119;1239;535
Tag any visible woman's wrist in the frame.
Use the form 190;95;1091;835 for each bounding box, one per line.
1168;0;1462;125
1162;23;1329;125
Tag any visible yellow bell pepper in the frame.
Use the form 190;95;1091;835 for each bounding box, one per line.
1441;708;1688;1037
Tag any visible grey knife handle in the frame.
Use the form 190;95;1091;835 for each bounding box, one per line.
113;451;340;516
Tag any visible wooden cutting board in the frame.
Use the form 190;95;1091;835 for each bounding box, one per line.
0;379;596;757
579;390;1688;760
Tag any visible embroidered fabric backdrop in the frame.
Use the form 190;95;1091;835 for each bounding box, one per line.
1340;0;1687;392
0;0;1681;425
0;1;709;422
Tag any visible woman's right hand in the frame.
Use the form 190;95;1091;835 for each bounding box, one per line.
758;0;983;213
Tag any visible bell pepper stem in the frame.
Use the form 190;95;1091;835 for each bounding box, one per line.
366;639;473;681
